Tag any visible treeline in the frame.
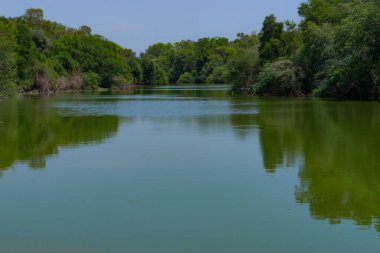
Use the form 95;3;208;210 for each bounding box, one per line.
0;8;138;94
244;0;380;100
1;0;380;99
139;0;380;99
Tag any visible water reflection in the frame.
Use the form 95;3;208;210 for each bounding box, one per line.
0;97;119;171
1;85;380;236
254;99;380;232
125;86;380;233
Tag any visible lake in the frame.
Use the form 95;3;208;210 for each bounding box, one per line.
0;84;379;253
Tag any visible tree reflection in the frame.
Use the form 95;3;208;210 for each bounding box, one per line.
254;99;380;231
0;97;119;171
3;88;380;233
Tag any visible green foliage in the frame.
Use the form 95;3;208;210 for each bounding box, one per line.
140;57;154;85
140;37;231;85
298;0;353;26
177;72;195;84
140;57;169;85
300;23;334;91
206;65;229;84
152;65;169;85
0;21;17;94
169;40;197;83
260;14;284;46
315;2;380;99
31;29;51;52
82;72;101;90
259;14;284;63
281;21;302;59
144;43;175;73
227;0;380;99
127;57;143;84
1;3;379;99
254;59;305;96
14;22;39;88
23;8;44;26
234;33;260;49
228;48;260;93
0;8;138;94
52;34;133;88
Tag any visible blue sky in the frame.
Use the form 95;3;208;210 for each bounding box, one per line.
1;0;303;53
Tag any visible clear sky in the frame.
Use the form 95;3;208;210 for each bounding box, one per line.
1;0;303;53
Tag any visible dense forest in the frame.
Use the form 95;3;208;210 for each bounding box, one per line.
0;0;379;99
0;8;137;94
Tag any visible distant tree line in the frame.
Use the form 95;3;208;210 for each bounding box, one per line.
1;0;380;99
0;8;136;94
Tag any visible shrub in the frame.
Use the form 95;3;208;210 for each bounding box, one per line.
228;48;260;93
254;59;304;96
177;72;195;84
152;66;169;85
82;72;101;90
206;66;228;84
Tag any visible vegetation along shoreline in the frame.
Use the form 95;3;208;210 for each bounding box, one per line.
1;0;379;100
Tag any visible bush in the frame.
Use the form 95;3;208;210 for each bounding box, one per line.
82;72;101;90
152;66;169;85
177;72;195;84
254;59;304;96
0;81;17;96
206;66;228;84
228;48;260;93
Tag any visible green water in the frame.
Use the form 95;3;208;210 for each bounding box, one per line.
0;85;379;253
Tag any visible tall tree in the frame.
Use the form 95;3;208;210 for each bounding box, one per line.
23;8;44;26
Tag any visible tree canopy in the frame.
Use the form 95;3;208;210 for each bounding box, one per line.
1;2;379;100
0;8;139;94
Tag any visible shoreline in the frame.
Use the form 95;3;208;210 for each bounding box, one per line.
2;83;379;102
1;83;142;97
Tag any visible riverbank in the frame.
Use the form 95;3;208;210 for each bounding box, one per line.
0;84;140;97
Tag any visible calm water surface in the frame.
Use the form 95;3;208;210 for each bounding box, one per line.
0;85;379;253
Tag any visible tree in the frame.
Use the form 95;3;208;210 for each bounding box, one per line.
234;32;259;49
228;47;260;93
280;21;302;58
206;65;229;84
300;22;334;92
298;0;353;26
260;15;284;45
31;29;51;52
52;34;133;88
177;72;195;84
315;2;380;99
126;57;143;84
169;40;197;83
254;59;305;96
0;21;17;94
259;14;284;63
79;25;92;35
23;8;44;26
140;57;168;85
